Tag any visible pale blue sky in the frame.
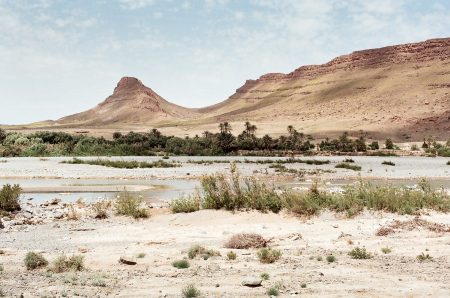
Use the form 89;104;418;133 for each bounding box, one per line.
1;0;449;124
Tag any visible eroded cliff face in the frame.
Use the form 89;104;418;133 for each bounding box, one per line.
56;38;450;139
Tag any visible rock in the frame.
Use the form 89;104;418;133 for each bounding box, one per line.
242;278;262;287
0;218;3;229
78;246;89;253
119;256;137;265
50;198;61;205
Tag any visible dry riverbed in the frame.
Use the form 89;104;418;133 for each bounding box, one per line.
1;203;450;297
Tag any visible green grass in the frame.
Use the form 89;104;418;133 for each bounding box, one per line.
326;255;336;263
348;247;372;259
335;162;361;171
187;245;220;259
260;272;270;280
172;259;190;269
257;248;282;264
381;247;392;254
61;158;178;169
226;251;237;260
417;252;433;262
24;252;48;270
169;195;200;213
382;161;396;166
115;190;148;219
182;284;200;298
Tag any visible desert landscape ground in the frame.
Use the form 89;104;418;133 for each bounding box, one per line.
1;155;450;297
1;28;450;298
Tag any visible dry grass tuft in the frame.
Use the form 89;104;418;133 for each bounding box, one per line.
224;233;269;249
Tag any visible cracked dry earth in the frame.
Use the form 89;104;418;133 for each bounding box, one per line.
1;209;450;297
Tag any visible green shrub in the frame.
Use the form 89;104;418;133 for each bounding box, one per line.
24;252;48;270
182;284;200;298
0;184;21;212
187;245;220;259
257;248;282;264
343;158;355;163
381;247;392;254
201;164;282;213
335;163;361;171
61;158;178;169
267;286;280;296
115;190;148;219
417;252;433;262
326;255;336;263
348;247;372;259
382;161;395;166
169;196;200;213
226;251;237;260
50;254;84;273
260;272;270;280
172;259;190;269
136;253;146;258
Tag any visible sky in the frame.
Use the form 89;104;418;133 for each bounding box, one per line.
1;0;450;124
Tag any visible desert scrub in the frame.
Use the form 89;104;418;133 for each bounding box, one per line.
61;158;179;169
257;248;282;264
172;259;190;269
381;247;392;254
51;254;84;273
187;245;220;259
91;200;110;219
115;189;148;219
0;263;3;272
66;204;80;220
348;247;372;259
226;251;237;260
335;162;361;171
169;195;200;213
382;160;395;166
24;252;48;270
343;158;355;163
267;286;280;296
0;184;21;212
136;252;146;258
224;233;269;249
326;255;336;263
200;163;283;213
417;252;433;262
182;284;200;298
283;182;329;216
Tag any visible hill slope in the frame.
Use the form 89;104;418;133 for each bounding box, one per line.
197;38;450;139
28;38;450;140
58;77;199;126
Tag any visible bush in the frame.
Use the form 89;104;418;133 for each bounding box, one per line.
335;163;361;171
226;251;237;260
201;164;283;213
260;272;270;280
381;247;392;254
326;255;336;263
172;259;190;269
267;286;280;296
92;200;110;219
382;161;395;166
115;190;148;219
187;245;220;259
385;138;394;149
61;158;178;169
24;252;48;270
182;284;200;298
169;195;200;213
257;248;282;264
348;247;372;259
51;254;84;273
417;252;433;262
224;233;269;249
0;184;21;212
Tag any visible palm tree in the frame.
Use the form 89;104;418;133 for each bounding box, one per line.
287;125;295;137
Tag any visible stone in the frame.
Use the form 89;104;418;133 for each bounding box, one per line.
119;256;137;265
242;278;262;287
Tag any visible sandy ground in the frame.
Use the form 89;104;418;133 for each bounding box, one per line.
1;209;450;297
1;156;449;180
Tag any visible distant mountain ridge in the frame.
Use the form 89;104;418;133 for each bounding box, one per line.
53;38;450;140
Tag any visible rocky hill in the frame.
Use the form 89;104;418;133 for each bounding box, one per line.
42;38;450;140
